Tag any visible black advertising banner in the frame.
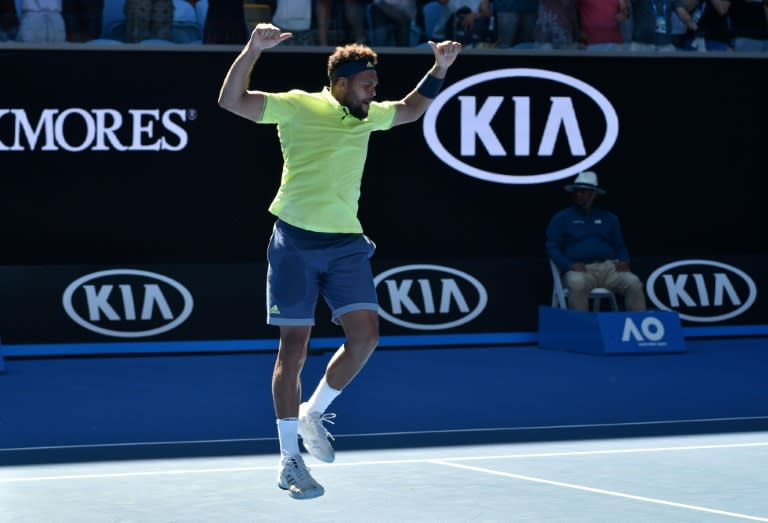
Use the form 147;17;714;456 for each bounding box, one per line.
1;48;766;355
0;254;764;356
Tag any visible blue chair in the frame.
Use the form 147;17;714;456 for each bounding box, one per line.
101;0;127;39
173;0;197;23
408;19;420;46
172;0;202;42
137;38;176;45
171;22;202;43
195;0;208;27
85;38;124;45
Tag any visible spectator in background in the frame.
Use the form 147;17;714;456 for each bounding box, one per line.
0;0;19;40
623;0;678;50
651;0;682;50
430;0;492;45
494;0;538;48
369;0;417;46
203;0;247;44
577;0;628;50
670;0;703;49
124;0;174;42
270;0;314;45
696;0;732;51
534;0;580;48
315;0;367;45
62;0;103;41
429;0;453;38
17;0;67;42
728;0;768;51
625;0;656;50
546;171;647;312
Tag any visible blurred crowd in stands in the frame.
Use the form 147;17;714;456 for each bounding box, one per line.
0;0;766;52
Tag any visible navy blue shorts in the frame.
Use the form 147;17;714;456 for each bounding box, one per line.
266;219;378;326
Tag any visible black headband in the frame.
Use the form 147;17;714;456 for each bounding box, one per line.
329;59;377;81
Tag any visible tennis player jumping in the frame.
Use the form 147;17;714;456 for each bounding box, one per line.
219;24;462;500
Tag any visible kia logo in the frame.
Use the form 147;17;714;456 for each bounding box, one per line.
646;260;757;323
62;269;194;337
423;68;618;184
373;264;487;330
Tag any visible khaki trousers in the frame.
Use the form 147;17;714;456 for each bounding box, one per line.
564;260;647;312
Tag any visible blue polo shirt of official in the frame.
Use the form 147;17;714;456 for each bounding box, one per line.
545;205;630;272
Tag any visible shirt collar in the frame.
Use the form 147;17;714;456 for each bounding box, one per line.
321;86;340;107
321;86;354;120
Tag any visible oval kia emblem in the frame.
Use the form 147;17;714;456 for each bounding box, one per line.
646;259;756;323
423;68;618;184
373;264;488;330
62;269;194;338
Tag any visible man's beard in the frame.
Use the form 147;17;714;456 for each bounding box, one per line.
348;103;368;120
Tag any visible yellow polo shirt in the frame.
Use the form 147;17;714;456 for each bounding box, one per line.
259;87;397;233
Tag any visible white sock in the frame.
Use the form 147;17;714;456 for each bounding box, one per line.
304;376;341;414
276;418;300;458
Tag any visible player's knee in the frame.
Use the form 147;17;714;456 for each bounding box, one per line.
275;349;306;381
278;328;310;364
348;329;379;355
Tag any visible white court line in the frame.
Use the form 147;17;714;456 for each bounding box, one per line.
0;467;267;482
0;437;275;452
436;441;768;462
433;460;768;522
1;441;767;483
2;415;767;452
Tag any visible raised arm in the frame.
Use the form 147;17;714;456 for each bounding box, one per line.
390;40;462;127
218;24;293;122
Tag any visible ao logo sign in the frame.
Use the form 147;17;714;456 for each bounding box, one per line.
373;264;487;330
62;269;194;338
423;68;618;184
622;317;666;346
646;260;757;323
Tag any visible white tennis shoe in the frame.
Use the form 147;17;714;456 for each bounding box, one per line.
298;402;336;463
277;454;324;500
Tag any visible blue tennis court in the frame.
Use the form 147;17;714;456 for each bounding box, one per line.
1;337;767;521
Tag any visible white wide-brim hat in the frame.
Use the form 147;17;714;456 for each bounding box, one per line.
564;171;606;195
